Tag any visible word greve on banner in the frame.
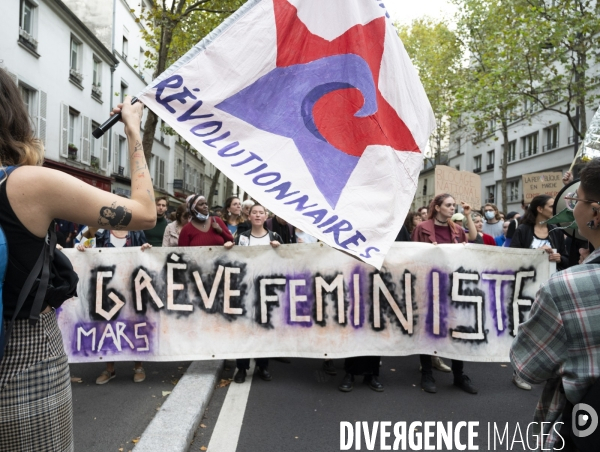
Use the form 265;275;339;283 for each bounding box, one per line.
58;243;552;363
136;0;435;269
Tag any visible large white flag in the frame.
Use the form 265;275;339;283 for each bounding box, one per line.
139;0;435;268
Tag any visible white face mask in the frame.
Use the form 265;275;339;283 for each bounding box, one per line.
485;211;495;220
193;211;210;222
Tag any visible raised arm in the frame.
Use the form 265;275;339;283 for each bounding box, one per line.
7;97;156;238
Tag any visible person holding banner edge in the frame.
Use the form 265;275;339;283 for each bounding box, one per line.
0;73;156;452
411;193;479;395
226;203;282;383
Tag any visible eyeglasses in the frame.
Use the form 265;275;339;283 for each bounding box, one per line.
564;192;600;210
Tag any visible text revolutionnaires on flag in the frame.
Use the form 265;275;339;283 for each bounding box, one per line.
138;0;435;268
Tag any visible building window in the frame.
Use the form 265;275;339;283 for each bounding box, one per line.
422;179;427;196
118;136;127;174
138;48;144;72
486;185;495;203
457;137;462;154
455;165;460;171
19;84;35;118
508;140;516;162
508;180;520;202
69;37;83;84
120;81;128;104
68;110;80;160
521;133;538;157
159;160;165;189
473;155;482;173
486;150;495;170
122;36;129;60
19;0;37;50
544;124;559;152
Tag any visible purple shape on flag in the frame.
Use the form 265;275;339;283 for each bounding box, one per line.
216;54;377;208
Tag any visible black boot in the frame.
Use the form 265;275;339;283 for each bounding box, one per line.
421;372;437;393
323;360;337;376
234;368;246;384
257;367;272;381
454;374;478;394
338;373;354;392
364;375;384;392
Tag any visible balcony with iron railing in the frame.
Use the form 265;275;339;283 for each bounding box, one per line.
473;167;482;174
486;163;494;170
542;142;558;152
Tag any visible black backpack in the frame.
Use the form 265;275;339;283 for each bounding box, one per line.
0;167;78;360
559;255;600;451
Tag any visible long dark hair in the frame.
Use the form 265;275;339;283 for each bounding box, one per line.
521;195;552;225
221;196;240;223
0;68;44;166
404;211;418;234
175;204;189;227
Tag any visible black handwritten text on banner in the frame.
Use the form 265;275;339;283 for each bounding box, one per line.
58;243;551;363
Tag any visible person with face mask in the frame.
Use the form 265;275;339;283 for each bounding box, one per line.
178;195;234;247
481;203;504;238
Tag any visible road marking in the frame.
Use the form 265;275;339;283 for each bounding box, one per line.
207;362;255;452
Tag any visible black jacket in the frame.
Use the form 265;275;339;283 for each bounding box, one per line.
510;223;568;270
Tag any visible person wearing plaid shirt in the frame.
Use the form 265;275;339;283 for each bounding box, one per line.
511;158;600;450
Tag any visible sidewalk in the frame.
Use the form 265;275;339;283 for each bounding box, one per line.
134;360;224;452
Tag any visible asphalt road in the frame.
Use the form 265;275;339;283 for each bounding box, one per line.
71;360;191;452
189;356;544;452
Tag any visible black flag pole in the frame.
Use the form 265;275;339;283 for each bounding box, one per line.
92;97;139;139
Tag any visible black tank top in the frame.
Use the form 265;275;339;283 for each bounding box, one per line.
0;172;46;319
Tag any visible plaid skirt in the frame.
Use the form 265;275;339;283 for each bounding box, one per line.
0;310;73;451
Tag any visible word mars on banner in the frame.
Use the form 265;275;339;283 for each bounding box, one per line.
434;166;481;209
522;172;562;201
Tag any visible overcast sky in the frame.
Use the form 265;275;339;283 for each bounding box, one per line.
385;0;457;25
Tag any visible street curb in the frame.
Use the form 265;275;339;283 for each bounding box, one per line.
134;360;224;452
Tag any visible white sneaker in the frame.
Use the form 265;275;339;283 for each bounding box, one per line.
512;374;532;390
432;357;451;372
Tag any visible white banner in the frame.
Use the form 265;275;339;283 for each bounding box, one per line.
58;244;552;363
137;0;435;269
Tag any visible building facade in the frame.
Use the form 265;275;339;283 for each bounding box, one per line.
4;0;238;210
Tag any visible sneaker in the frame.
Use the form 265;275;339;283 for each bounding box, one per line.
512;374;532;391
257;367;272;381
323;360;337;376
421;373;437;393
96;370;116;385
364;375;384;392
432;357;451;372
133;367;146;383
454;375;478;394
234;369;246;384
338;373;354;392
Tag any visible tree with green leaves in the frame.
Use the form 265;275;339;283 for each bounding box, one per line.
396;18;463;164
453;0;529;213
139;0;243;205
515;0;600;143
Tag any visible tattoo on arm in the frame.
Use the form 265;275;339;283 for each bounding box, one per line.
98;202;133;230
